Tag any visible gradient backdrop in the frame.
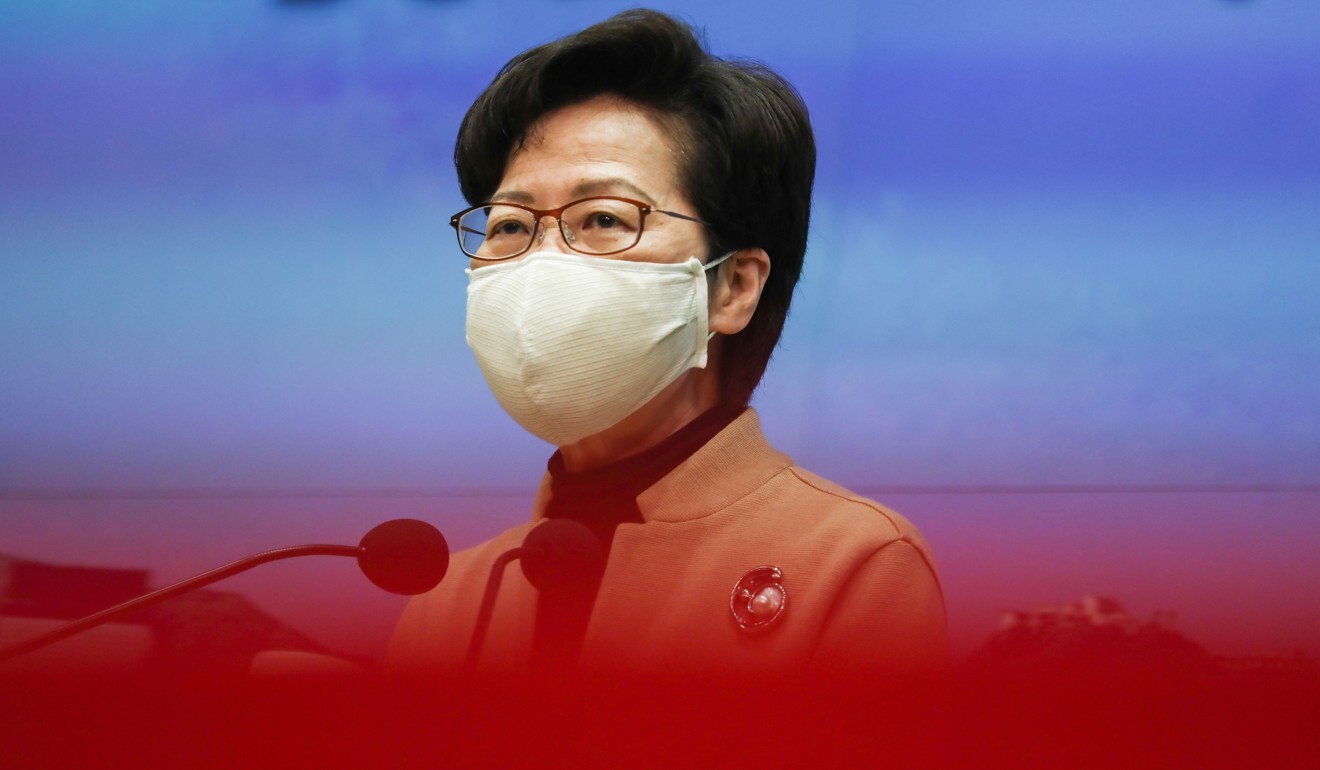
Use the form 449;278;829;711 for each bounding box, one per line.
2;0;1318;663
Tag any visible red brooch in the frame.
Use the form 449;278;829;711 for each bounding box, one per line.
730;566;788;633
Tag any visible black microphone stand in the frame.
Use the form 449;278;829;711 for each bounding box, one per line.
465;546;535;668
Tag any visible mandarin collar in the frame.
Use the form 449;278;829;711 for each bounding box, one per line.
530;408;793;525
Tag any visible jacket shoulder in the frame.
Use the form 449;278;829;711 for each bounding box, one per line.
778;465;937;565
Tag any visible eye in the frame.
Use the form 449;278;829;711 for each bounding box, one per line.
583;211;621;230
486;216;530;239
571;201;640;232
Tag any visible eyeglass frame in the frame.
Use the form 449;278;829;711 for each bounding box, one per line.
449;195;712;261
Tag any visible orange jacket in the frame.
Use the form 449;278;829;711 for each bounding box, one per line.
389;409;948;678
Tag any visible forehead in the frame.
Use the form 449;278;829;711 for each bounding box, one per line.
498;95;685;204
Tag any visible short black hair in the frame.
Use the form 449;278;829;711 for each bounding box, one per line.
456;9;815;408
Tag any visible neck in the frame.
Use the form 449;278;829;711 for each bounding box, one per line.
559;364;720;473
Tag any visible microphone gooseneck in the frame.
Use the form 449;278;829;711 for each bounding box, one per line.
0;519;450;664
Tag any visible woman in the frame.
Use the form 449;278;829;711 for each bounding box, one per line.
390;10;946;680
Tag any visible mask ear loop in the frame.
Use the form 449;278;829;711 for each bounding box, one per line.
703;251;735;271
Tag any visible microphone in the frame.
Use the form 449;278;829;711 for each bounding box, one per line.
465;519;604;666
519;518;606;594
359;518;451;596
0;519;450;664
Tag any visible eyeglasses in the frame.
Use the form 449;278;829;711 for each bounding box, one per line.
450;196;709;261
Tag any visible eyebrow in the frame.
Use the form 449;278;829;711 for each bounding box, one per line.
489;177;658;207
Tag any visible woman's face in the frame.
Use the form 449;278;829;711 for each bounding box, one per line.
473;94;709;269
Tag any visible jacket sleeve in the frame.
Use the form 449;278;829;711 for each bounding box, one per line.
810;538;950;676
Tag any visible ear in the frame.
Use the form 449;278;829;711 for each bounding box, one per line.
709;248;771;336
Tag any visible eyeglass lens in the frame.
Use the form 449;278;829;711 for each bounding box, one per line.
458;198;645;258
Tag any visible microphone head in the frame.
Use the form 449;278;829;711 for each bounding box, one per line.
358;519;450;596
519;519;605;594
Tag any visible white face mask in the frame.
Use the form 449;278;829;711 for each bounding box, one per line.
465;250;732;447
